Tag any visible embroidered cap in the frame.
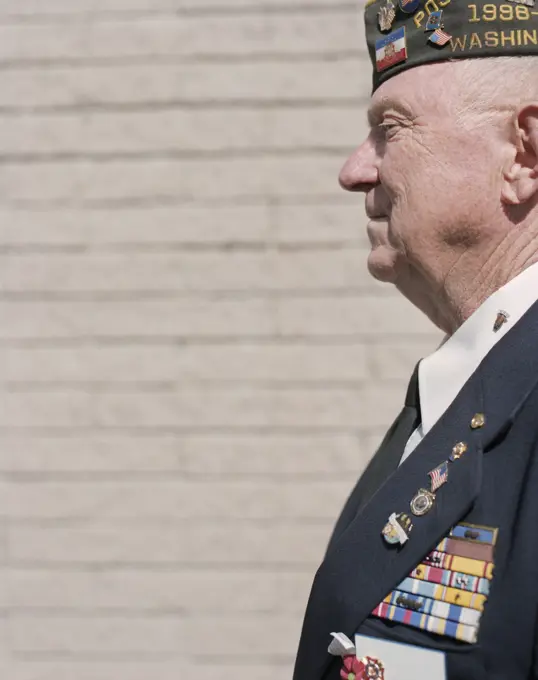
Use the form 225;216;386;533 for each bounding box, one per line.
365;0;538;92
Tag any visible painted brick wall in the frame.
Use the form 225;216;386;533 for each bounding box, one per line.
0;1;440;678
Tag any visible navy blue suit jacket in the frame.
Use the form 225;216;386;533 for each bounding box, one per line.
293;299;538;680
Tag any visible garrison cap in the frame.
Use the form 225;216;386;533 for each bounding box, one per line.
365;0;538;91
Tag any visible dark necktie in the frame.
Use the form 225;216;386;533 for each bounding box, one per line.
325;362;421;554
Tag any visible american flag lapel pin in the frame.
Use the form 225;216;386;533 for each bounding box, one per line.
410;461;449;517
429;461;449;492
428;27;452;46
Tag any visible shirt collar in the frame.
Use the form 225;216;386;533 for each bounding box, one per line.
418;261;538;436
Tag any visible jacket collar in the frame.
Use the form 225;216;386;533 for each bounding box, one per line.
419;262;538;436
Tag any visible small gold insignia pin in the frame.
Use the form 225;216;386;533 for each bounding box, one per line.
493;310;509;333
450;442;468;461
471;413;486;429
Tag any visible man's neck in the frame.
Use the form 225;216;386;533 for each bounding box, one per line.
442;230;538;335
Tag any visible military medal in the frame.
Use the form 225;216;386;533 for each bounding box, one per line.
382;512;413;545
359;657;385;680
410;461;449;517
410;488;436;516
378;0;396;32
341;655;385;680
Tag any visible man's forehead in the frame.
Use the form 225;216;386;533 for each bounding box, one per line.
366;61;457;124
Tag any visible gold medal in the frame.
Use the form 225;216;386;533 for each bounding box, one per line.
410;488;435;516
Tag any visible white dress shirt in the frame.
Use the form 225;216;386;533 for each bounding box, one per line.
400;261;538;464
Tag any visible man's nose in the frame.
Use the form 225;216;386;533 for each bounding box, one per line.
338;136;379;192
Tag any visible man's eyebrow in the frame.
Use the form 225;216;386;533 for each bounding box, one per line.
367;98;414;126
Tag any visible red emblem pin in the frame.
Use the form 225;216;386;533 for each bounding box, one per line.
341;655;385;680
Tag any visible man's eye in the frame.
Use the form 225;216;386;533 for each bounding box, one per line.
379;121;399;134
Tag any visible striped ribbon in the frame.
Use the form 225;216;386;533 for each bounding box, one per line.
382;588;482;626
372;601;478;644
396;576;487;611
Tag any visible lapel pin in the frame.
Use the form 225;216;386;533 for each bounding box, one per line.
378;0;396;32
493;310;509;332
428;28;452;47
410;488;435;517
341;655;385;680
425;9;444;31
450;441;468;461
399;0;420;13
429;461;449;491
471;413;486;429
382;512;413;545
375;27;408;73
410;462;448;517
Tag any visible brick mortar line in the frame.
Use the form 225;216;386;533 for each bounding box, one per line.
2;378;388;386
2;562;316;572
0;4;358;24
0;100;363;115
0;148;349;164
4;194;351;208
0;337;412;346
0;243;364;254
6;516;336;524
0;51;364;70
0;288;397;299
0;426;377;434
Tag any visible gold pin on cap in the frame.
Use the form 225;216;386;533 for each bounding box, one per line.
471;413;485;429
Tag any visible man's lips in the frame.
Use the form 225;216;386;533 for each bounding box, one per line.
366;219;389;246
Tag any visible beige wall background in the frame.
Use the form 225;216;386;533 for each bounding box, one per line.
0;1;440;678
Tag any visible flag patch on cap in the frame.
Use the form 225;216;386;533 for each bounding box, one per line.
428;28;452;46
375;27;407;72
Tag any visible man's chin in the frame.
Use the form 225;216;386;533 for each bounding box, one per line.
367;250;400;284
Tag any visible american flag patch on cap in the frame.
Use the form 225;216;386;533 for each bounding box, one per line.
428;28;452;46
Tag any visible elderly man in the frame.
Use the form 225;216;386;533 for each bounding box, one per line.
292;2;538;679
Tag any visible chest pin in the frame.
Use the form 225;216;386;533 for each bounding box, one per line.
382;512;413;546
410;461;449;517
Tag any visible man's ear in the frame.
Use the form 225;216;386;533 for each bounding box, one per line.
502;104;538;206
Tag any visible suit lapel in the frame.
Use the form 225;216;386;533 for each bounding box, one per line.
326;403;419;554
293;299;538;680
